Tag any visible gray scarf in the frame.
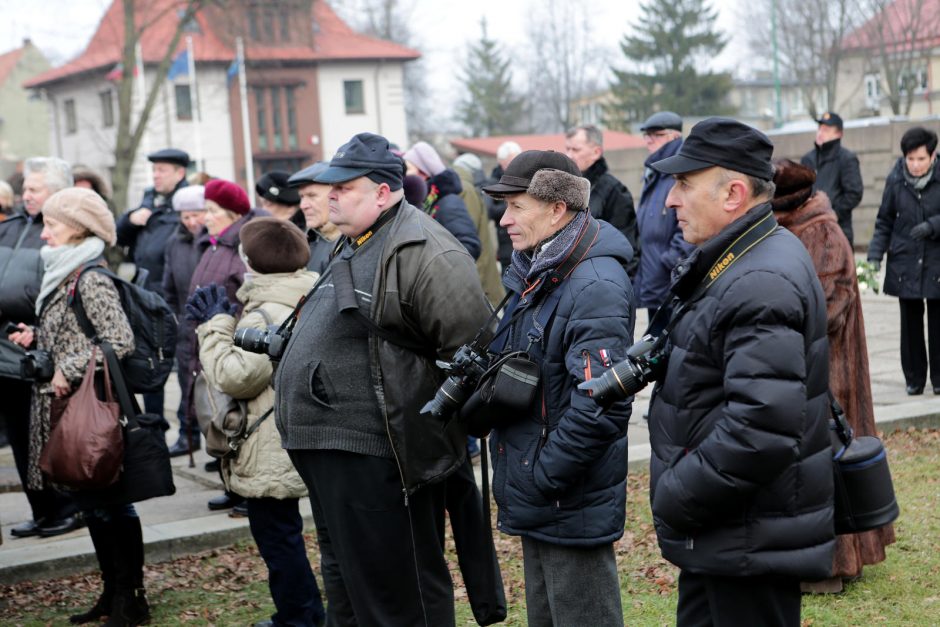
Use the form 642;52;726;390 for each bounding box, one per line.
36;237;106;315
903;159;936;191
510;211;589;282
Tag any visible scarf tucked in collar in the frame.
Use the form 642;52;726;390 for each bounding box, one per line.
36;236;106;315
903;159;936;191
510;210;589;283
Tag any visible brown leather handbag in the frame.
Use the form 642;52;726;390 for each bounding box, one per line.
39;346;124;489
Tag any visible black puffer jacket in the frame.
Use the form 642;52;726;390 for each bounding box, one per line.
0;211;44;325
649;204;835;579
867;158;940;299
583;157;639;276
425;169;481;260
491;221;634;546
801;139;863;244
116;179;187;294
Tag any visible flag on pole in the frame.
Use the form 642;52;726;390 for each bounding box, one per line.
167;49;189;80
105;63;123;81
226;59;239;86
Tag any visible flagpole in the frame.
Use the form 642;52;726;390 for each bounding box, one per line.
236;37;254;194
186;36;204;172
134;41;152;186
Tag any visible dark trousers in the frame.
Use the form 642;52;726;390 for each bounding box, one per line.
676;571;800;627
0;377;75;522
143;389;164;419
246;497;325;627
899;298;940;388
288;449;455;627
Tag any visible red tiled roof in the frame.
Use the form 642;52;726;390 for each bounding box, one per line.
0;45;26;87
841;0;940;52
25;0;419;88
450;132;646;157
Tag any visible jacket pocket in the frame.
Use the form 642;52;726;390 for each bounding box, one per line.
307;360;335;409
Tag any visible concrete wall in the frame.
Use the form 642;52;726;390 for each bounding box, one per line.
316;61;408;158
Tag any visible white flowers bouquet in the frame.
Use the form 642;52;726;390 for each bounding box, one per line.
856;260;881;294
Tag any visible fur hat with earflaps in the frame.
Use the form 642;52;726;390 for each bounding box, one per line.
482;150;591;211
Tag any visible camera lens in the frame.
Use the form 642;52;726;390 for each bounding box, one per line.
421;376;468;417
234;327;271;354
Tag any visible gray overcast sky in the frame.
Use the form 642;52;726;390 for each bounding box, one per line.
0;0;754;127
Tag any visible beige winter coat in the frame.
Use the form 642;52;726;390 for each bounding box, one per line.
196;270;316;499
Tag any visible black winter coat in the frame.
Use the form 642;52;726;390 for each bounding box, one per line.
801;139;863;244
425;169;481;259
487;165;514;268
116;179;187;294
649;204;835;579
583;157;639;276
868;158;940;299
491;221;635;546
307;229;336;275
162;223;210;371
0;211;44;325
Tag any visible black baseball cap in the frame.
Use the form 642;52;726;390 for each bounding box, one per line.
482;150;581;195
315;132;404;191
147;148;190;168
650;117;775;181
815;111;844;130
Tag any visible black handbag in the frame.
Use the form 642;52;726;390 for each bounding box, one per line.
74;341;175;507
829;397;899;534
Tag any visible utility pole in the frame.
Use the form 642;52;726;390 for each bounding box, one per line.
771;0;783;128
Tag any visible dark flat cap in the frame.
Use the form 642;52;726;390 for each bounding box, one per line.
147;148;190;168
256;171;300;205
640;111;683;132
651;117;775;181
316;133;404;190
288;162;330;188
815;111;843;130
482;150;581;195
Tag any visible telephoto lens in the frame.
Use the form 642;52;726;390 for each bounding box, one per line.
233;327;273;355
578;335;667;407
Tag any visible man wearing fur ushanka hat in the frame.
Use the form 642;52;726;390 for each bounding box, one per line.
482;151;635;626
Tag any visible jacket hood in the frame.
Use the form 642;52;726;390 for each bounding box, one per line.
427;168;463;197
238;269;317;310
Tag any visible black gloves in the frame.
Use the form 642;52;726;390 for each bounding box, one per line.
910;221;934;241
185;285;235;324
869;260;881;273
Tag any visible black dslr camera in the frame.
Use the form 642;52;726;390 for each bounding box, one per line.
233;325;289;360
578;334;668;406
420;343;491;417
21;349;55;382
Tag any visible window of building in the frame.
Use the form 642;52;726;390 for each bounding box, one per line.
344;80;365;115
175;84;193;121
254;87;268;150
64;98;77;134
286;85;298;149
99;90;114;128
898;67;929;95
271;86;283;150
865;73;882;109
257;157;306;180
262;6;275;41
248;5;260;41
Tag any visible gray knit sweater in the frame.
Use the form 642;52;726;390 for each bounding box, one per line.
274;226;392;457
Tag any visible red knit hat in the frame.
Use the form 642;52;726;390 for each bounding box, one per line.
205;179;250;215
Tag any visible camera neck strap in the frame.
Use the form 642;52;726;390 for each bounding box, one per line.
647;210;778;346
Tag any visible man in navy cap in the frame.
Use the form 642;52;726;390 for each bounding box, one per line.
274;133;491;625
287;162;341;274
116;147;189;433
801;112;863;246
646;118;834;625
636;112;693;335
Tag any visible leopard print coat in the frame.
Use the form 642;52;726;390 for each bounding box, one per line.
27;267;134;490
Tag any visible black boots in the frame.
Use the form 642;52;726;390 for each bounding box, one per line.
103;588;150;627
70;517;115;624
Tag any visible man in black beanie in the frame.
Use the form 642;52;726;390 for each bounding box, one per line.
274;132;491;625
644;118;834;626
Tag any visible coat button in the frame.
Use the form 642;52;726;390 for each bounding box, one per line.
522;458;529;466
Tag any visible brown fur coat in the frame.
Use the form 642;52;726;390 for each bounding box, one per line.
775;191;895;577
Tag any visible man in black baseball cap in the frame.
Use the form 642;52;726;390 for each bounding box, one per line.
801;110;863;246
645;116;835;625
275;132;491;625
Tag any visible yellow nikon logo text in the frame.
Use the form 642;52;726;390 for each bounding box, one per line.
356;230;374;247
709;252;735;280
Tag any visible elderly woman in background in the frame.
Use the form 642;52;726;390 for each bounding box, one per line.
772;159;896;593
867;127;940;396
7;188;144;625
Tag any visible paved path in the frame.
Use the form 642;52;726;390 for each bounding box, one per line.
2;281;939;583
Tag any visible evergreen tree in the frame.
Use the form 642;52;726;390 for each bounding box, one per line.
606;0;735;129
457;19;525;136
